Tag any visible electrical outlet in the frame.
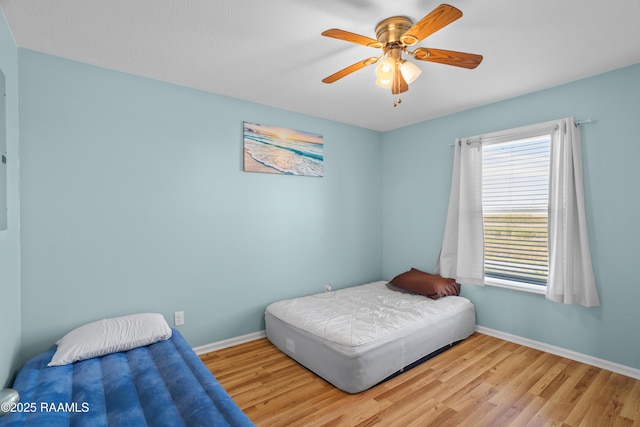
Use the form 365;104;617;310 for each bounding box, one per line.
174;311;184;326
325;283;332;292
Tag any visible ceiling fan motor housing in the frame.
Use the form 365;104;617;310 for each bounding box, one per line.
375;16;414;45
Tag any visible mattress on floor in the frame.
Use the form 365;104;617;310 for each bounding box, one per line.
1;329;254;427
265;280;476;393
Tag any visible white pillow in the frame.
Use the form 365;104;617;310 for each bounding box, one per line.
48;313;172;366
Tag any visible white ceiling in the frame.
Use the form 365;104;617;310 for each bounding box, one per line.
1;0;639;131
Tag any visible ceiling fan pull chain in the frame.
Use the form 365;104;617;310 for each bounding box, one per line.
393;98;402;107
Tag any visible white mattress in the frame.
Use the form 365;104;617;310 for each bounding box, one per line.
265;280;476;393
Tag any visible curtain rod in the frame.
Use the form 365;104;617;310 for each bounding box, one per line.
448;118;594;147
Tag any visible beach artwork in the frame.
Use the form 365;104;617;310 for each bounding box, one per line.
243;121;324;177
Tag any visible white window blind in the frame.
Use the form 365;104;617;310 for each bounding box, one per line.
482;135;551;286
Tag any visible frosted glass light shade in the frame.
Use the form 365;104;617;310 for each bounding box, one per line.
375;56;395;88
375;56;395;77
376;77;392;88
400;60;422;84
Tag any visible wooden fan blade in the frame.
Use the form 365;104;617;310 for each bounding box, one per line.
392;68;409;94
413;48;483;69
400;4;463;46
322;57;379;84
321;29;384;48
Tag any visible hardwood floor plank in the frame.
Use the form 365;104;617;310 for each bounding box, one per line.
200;333;639;426
562;368;613;426
620;378;640;421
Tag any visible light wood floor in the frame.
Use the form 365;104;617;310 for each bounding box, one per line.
200;333;640;426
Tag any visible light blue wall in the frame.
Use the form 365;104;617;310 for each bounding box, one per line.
10;34;640;375
382;63;640;369
0;10;20;388
18;50;382;361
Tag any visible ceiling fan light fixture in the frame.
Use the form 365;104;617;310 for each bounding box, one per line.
375;56;396;88
375;76;393;89
375;56;395;78
400;60;422;84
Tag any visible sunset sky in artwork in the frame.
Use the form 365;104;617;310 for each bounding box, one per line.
245;122;323;145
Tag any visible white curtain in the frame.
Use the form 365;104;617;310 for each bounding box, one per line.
546;117;600;307
435;138;485;285
436;118;600;307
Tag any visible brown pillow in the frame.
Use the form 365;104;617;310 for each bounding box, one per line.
389;268;460;299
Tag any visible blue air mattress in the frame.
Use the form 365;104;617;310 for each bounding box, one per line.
0;329;253;426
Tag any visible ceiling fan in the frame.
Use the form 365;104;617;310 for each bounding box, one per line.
321;4;483;98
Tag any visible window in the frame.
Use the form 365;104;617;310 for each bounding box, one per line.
482;133;551;291
437;117;599;305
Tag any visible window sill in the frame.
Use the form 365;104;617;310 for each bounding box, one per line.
485;277;546;295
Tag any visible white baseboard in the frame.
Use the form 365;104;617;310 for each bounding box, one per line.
476;325;640;380
193;330;266;355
